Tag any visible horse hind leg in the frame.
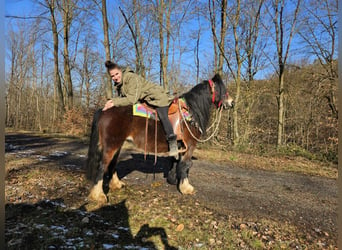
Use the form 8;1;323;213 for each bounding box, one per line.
88;147;120;204
108;147;126;191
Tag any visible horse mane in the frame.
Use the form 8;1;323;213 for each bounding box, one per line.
181;74;225;133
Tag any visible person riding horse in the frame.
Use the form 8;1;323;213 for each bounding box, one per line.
103;60;178;158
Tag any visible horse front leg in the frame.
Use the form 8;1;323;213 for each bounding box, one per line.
167;158;178;185
177;159;194;194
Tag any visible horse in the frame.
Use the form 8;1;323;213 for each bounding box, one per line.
86;73;234;204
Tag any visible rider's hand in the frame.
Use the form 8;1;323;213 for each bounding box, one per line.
103;100;114;111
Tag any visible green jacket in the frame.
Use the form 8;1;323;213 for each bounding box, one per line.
111;67;171;107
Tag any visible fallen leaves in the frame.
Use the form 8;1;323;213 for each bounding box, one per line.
175;224;184;232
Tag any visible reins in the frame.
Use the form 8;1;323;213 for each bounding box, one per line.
178;100;224;143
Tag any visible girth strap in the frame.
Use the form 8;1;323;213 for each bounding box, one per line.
144;109;158;165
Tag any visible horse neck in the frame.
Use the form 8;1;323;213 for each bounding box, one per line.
182;84;212;132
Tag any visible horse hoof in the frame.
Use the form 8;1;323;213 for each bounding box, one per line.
179;178;195;194
88;181;108;204
109;179;126;191
88;192;108;204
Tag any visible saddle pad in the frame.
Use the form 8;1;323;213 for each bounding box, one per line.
132;102;191;121
133;103;157;119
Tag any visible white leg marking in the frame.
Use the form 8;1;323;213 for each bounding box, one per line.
179;178;195;194
109;172;126;191
88;180;107;204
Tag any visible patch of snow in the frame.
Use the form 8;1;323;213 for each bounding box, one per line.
49;151;69;157
103;243;118;249
50;225;68;233
111;233;119;239
118;226;130;232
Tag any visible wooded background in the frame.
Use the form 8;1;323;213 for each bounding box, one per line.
5;0;338;163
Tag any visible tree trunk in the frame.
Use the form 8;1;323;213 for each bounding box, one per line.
208;0;218;71
48;0;65;120
62;0;74;110
218;0;227;75
277;66;285;146
101;0;113;99
158;0;165;88
232;0;241;145
273;0;301;147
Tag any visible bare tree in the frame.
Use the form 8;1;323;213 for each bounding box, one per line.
299;0;338;119
241;0;264;142
58;0;75;110
98;0;113;99
270;0;301;147
119;5;146;77
156;0;172;90
208;0;227;75
46;0;65;119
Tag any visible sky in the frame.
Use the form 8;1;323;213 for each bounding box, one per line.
5;0;336;82
5;0;32;17
4;0;223;83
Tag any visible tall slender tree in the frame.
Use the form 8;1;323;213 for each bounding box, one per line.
46;0;65;119
271;0;301;146
59;0;74;110
100;0;113;99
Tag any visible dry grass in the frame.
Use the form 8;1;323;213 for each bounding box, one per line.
193;148;338;179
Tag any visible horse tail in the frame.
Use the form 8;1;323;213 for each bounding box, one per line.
86;109;102;182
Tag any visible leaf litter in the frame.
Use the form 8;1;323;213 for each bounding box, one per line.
5;132;337;249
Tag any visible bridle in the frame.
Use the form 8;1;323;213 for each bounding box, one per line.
208;79;228;108
178;79;227;143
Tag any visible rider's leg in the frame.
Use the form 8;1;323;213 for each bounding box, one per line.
156;106;178;158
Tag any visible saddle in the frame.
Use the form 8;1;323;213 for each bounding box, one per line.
132;98;191;152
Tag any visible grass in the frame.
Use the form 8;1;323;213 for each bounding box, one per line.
193;146;337;179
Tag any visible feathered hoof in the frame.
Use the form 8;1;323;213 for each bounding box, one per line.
179;178;195;195
109;179;126;191
88;180;108;204
109;172;126;191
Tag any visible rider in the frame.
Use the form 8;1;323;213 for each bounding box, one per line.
103;60;178;158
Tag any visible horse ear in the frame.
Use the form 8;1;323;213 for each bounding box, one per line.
212;73;223;84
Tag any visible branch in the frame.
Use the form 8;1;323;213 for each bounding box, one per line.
119;6;141;66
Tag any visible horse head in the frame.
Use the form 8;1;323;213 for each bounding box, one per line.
210;74;234;110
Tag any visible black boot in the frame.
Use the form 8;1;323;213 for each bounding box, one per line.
156;106;179;159
167;134;179;158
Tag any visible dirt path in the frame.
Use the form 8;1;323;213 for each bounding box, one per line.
117;151;337;239
5;132;338;248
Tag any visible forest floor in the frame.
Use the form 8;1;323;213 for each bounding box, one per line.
5;131;338;249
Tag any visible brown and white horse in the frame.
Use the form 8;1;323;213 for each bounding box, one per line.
86;74;234;204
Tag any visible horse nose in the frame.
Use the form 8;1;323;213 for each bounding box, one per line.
230;100;235;108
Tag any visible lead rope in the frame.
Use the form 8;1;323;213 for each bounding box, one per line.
154;110;158;166
144;115;148;160
178;101;223;143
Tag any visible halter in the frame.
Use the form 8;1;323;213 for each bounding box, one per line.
208;79;226;108
208;79;216;104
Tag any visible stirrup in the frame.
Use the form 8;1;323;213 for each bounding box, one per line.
168;139;179;159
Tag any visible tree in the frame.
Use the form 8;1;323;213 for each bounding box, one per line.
46;0;65;119
269;0;301;147
119;2;146;78
99;0;113;99
157;0;172;90
208;0;227;75
59;0;75;110
299;0;338;119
